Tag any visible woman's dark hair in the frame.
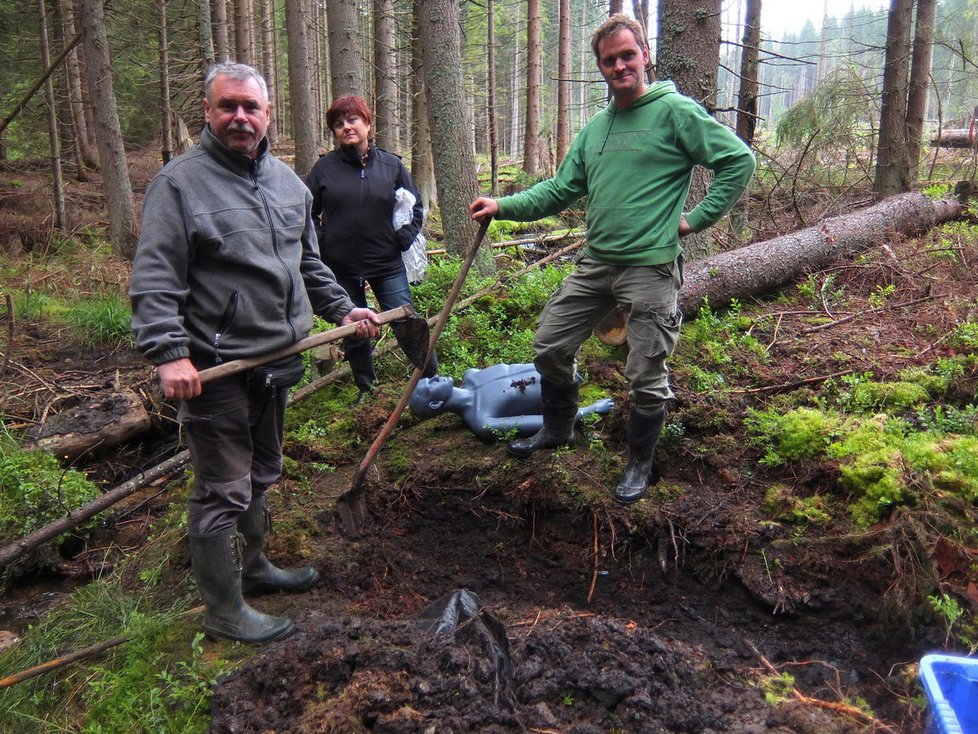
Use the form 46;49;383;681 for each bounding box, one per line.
326;96;372;132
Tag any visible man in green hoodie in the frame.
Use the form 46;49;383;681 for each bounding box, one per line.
469;14;755;504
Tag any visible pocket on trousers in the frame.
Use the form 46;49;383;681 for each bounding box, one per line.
250;354;306;391
632;302;682;359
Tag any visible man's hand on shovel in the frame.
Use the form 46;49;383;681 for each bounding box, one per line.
341;307;382;338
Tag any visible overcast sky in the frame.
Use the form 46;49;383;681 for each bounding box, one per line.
758;0;889;37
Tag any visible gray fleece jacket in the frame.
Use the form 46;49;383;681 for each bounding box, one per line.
130;126;355;367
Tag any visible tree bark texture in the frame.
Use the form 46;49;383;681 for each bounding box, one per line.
25;388;151;462
874;0;913;198
486;0;499;197
904;0;937;185
80;0;139;259
234;0;255;66
522;0;541;175
417;0;493;275
657;0;722;261
158;0;174;164
211;0;230;61
410;3;436;213
57;0;98;174
285;0;317;175
38;0;67;231
679;193;964;317
327;0;365;97
372;0;398;150
258;0;277;142
735;0;760;146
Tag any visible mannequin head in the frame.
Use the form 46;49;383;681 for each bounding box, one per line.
409;375;457;419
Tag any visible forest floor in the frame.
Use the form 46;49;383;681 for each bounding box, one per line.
2;150;978;733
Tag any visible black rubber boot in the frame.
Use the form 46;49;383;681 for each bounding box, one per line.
238;494;319;596
508;377;580;458
345;342;376;394
615;405;667;504
188;530;294;643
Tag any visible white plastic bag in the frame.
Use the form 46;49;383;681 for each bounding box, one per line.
393;187;428;284
393;187;415;230
402;232;428;285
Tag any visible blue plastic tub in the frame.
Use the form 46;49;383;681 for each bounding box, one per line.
919;653;978;734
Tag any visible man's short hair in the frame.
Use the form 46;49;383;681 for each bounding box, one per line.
204;62;269;103
591;13;646;58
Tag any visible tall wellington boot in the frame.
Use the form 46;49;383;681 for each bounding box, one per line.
238;494;319;596
508;377;580;458
615;405;667;504
188;530;294;643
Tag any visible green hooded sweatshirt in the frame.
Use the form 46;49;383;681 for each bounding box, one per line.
497;81;756;266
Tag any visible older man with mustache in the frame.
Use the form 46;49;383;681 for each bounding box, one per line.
130;62;380;643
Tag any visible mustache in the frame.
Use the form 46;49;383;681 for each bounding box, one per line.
227;121;255;135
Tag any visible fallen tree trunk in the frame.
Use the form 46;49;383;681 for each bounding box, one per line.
679;192;965;317
929;128;975;149
25;388;151;461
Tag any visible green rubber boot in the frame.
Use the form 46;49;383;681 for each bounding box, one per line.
508;377;580;458
189;530;294;643
238;494;319;596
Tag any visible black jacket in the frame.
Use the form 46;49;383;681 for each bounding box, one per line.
305;143;423;280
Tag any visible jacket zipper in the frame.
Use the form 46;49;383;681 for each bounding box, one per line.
212;291;238;364
252;165;298;344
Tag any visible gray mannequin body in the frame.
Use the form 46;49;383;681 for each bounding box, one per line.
409;363;613;440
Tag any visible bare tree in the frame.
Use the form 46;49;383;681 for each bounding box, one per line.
79;0;138;258
735;0;761;146
874;0;913;197
285;0;317;175
487;0;499;196
522;0;541;175
373;0;397;149
198;0;215;67
57;0;97;175
234;0;256;66
158;0;175;164
410;4;436;212
211;0;230;61
417;0;492;273
38;0;67;230
327;0;365;96
258;0;277;142
556;0;570;164
905;0;936;186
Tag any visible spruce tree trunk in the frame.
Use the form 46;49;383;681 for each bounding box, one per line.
372;0;398;150
417;0;493;275
522;0;541;175
285;0;317;175
874;0;913;198
79;0;138;259
327;0;364;96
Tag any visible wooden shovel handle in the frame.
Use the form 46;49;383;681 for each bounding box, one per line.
197;304;416;384
349;219;491;491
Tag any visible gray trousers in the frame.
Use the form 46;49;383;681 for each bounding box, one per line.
533;254;683;412
178;372;289;535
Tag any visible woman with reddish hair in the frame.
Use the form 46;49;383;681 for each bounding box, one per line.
306;95;438;397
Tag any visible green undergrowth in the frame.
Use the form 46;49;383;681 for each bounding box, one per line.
2;238;133;350
0;564;235;733
0;440;101;546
